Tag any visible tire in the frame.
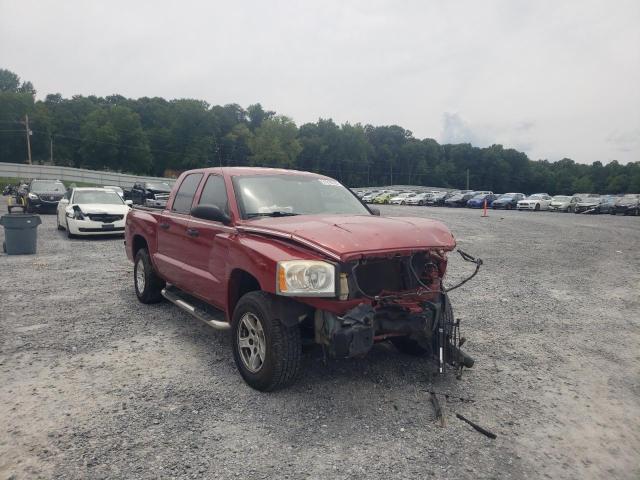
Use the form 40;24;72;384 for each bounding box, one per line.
231;291;302;391
391;298;453;356
65;219;76;239
534;203;540;211
401;201;406;205
419;201;424;206
507;204;512;210
134;248;165;304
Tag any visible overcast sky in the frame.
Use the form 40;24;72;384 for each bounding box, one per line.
1;0;639;164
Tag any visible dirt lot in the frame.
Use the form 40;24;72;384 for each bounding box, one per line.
1;204;638;479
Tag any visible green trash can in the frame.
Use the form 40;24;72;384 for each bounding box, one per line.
1;205;42;255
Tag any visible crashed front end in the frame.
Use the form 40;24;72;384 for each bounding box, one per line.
311;249;480;374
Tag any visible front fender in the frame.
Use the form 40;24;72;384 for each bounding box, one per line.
227;233;331;297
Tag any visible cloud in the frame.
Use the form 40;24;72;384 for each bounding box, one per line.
440;113;485;145
0;0;638;164
606;129;640;152
440;113;536;154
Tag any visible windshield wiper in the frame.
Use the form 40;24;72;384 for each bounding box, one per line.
246;211;299;218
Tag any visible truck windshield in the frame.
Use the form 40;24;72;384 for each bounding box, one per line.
233;175;370;218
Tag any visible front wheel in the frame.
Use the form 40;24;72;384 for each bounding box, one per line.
134;248;165;303
534;203;540;211
231;291;302;391
65;219;76;239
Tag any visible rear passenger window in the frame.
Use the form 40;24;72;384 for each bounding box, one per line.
172;174;202;214
198;175;229;214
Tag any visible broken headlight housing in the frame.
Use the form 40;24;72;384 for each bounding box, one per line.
276;260;335;297
66;207;85;220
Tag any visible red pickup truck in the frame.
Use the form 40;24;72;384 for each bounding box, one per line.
125;167;477;391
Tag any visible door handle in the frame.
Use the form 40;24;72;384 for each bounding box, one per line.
186;228;199;237
159;222;170;230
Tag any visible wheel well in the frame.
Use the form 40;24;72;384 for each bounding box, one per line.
132;235;148;258
228;269;261;315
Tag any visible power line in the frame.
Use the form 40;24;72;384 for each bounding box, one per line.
29;129;210;163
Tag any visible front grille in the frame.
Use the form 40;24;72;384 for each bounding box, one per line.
79;227;125;232
353;258;406;297
41;195;62;202
351;253;439;298
87;214;124;223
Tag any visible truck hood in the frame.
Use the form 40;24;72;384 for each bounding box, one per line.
238;214;456;261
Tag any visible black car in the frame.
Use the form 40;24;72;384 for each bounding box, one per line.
2;184;18;196
21;179;66;213
444;192;476;207
573;196;604;214
610;194;640;216
492;192;525;209
130;181;173;208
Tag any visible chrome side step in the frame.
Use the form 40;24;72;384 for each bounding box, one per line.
161;286;230;330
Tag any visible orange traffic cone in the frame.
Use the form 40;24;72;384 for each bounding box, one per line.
482;199;488;217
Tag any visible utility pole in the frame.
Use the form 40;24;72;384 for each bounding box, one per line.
50;135;53;163
24;114;32;165
466;169;469;190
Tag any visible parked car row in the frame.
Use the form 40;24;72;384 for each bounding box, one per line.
353;187;640;215
3;179;143;238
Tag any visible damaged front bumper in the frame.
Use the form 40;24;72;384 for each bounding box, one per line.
314;296;475;373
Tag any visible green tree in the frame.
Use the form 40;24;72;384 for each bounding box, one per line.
0;69;21;92
78;106;151;173
249;116;301;167
572;175;594;193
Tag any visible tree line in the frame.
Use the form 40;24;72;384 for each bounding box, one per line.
1;68;638;194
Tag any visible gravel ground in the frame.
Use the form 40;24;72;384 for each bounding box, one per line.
1;203;639;480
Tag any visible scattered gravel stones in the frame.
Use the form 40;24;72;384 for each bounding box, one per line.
1;207;638;479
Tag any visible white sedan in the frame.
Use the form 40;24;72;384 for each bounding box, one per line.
56;187;132;238
517;193;553;211
389;192;417;205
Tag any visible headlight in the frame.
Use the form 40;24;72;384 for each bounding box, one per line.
66;207;84;220
276;260;335;297
28;192;38;200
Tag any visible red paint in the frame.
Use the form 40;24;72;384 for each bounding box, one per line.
125;167;457;322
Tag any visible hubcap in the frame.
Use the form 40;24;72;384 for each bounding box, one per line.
135;258;146;292
237;312;266;373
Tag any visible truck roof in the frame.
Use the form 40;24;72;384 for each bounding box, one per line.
185;166;329;179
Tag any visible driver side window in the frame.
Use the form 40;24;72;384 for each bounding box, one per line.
198;175;229;214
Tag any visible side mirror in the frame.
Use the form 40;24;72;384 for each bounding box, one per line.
191;204;231;224
369;207;381;216
125;200;133;206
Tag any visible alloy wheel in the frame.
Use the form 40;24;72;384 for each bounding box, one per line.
237;312;266;373
135;258;146;292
